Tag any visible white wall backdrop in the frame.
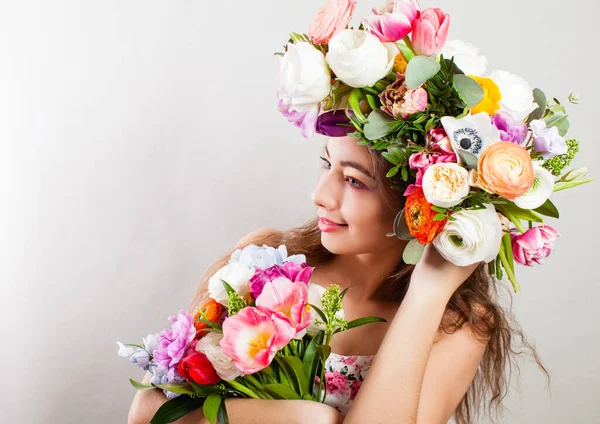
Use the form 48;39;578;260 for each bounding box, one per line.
1;1;598;423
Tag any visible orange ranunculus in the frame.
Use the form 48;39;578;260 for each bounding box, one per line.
193;299;225;338
477;142;535;200
470;76;502;115
404;187;448;244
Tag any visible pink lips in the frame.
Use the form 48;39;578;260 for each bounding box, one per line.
318;218;348;232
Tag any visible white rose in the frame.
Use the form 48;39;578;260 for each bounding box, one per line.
514;161;555;210
440;40;489;76
422;163;470;208
208;263;255;306
306;283;345;336
433;204;502;266
326;29;398;88
196;332;243;381
489;70;538;122
278;42;332;113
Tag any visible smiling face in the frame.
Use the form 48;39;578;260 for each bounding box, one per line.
311;136;403;256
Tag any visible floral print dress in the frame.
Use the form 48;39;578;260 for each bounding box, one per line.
316;352;376;416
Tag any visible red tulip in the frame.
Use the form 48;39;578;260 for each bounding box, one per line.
177;351;220;385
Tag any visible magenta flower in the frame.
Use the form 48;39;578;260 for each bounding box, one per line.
411;8;450;57
491;111;528;145
316;110;355;137
250;262;314;299
152;310;196;381
361;0;421;43
278;98;319;140
510;225;560;267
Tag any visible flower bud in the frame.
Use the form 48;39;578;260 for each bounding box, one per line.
558;167;587;182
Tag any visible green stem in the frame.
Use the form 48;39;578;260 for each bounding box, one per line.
226;380;260;399
500;207;526;234
553;178;595;192
245;375;271;399
498;243;521;293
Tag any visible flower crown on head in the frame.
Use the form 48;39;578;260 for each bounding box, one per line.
275;0;594;293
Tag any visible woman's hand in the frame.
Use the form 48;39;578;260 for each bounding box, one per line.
408;243;480;301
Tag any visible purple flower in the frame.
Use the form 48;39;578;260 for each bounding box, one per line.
152;309;196;381
250;262;314;299
491;111;528;145
530;119;568;159
278;98;319;139
315;110;355;137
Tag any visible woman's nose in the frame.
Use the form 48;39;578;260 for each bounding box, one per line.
311;172;340;211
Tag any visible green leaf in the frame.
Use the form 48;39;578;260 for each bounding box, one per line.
217;400;230;424
317;345;332;362
497;202;544;223
528;88;547;122
335;316;387;334
303;331;325;395
553;178;595;192
544;114;567;129
430;206;447;213
381;151;400;166
203;393;223;424
130;378;154;391
150;395;204;424
365;93;378;110
154;383;196;395
347;88;368;124
401;166;409;181
308;303;328;324
220;279;236;296
191;382;219;395
398;42;416;63
386;166;400;178
453;75;484;108
433;213;447;221
533;198;559;219
363;110;395;141
402;238;425;265
274;356;309;397
261;384;302;400
405;56;441;90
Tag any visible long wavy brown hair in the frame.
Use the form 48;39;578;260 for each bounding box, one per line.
188;140;551;424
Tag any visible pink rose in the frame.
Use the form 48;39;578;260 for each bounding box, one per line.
361;0;421;43
510;225;560;267
411;8;450;57
398;87;428;118
309;0;356;45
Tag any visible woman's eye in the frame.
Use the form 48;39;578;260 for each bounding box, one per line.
346;176;365;189
320;157;331;169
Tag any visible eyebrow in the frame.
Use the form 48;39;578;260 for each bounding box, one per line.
324;145;375;180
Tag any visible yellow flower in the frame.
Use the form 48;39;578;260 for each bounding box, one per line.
394;53;408;74
470;76;502;115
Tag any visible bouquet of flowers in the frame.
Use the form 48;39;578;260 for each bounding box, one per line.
276;0;594;292
118;244;385;424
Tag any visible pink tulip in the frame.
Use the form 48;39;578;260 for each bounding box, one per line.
411;8;450;57
510;225;560;267
249;261;314;299
361;0;421;43
309;0;356;45
255;277;312;336
220;307;295;374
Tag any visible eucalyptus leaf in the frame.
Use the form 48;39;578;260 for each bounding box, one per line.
453;75;484;108
402;238;425;265
363;109;394;141
405;56;441;90
203;393;223;424
393;208;413;241
528;88;547;122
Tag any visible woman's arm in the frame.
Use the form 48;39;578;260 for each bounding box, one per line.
344;245;487;424
128;373;344;424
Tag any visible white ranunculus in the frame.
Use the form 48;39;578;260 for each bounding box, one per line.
433;204;502;266
278;42;332;113
489;70;538;122
422;163;470;208
306;283;345;336
326;29;398;88
440;40;489;76
208;263;255;306
196;332;243;381
514;161;555;209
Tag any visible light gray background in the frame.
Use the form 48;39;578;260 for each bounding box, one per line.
1;1;598;423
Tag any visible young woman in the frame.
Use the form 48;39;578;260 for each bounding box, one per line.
128;135;549;424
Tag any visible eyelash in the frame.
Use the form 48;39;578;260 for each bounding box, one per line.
320;157;367;190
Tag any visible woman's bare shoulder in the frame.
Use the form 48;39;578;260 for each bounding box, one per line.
234;227;281;249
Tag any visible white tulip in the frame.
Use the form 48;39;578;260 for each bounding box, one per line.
489;70;538;122
326;29;398;88
422;163;470;208
208;263;255;306
440;40;489;76
433;204;502;266
278;42;332;113
514;162;555;210
196;332;243;381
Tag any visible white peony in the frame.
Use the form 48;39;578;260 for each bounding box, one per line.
433;203;502;266
208;262;255;306
278;42;332;113
489;70;538;122
514;161;555;210
306;283;345;336
440;40;489;76
326;29;398;88
196;332;243;381
422;163;470;208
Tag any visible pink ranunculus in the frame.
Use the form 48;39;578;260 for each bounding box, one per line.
250;262;314;299
510;225;560;267
309;0;356;45
255;277;311;337
398;87;428;118
411;8;450;57
361;0;421;43
220;307;295;374
278;98;319;140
